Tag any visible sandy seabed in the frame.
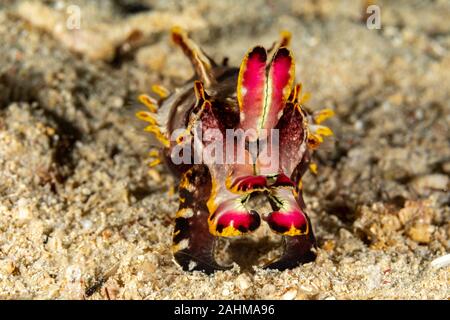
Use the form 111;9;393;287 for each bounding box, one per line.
0;0;448;299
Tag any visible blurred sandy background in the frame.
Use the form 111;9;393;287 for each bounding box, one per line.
0;0;448;299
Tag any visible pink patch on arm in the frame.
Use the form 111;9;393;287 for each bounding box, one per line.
211;197;261;236
264;47;294;130
238;46;267;134
271;173;295;188
216;210;260;234
267;210;307;233
266;189;308;235
230;175;267;192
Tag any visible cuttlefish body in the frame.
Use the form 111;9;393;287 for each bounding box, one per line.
136;28;333;273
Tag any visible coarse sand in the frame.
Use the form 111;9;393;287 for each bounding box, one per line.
0;0;448;299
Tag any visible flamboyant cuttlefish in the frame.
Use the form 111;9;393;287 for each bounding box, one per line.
136;27;333;273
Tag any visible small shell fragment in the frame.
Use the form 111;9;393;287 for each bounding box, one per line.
282;288;298;300
430;254;450;269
